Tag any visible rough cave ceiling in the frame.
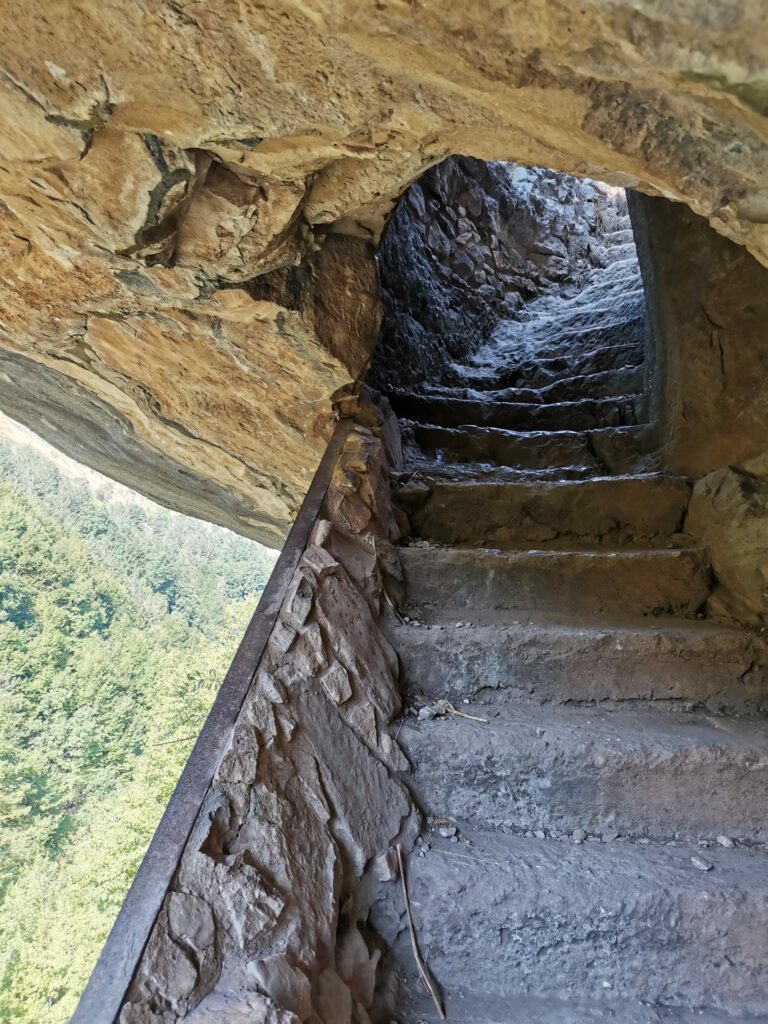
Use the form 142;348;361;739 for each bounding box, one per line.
0;0;766;545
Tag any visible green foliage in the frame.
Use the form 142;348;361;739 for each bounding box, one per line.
0;439;276;1023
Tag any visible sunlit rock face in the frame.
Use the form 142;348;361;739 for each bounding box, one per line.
0;1;766;541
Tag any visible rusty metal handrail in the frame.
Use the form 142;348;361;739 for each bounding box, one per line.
70;418;353;1024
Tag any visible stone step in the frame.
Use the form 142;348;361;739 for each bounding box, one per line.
453;336;644;391
396;702;768;841
388;391;641;431
394;992;763;1024
401;461;601;483
423;364;645;407
528;364;645;403
403;474;691;549
603;227;636;245
400;546;710;621
386;618;768;716
502;287;645;336
372;829;768;1017
401;423;602;473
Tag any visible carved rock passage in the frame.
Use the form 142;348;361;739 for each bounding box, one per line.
1;1;767;541
119;419;418;1023
370;296;768;1021
371;159;633;389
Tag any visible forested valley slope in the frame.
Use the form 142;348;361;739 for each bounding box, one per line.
0;417;276;1023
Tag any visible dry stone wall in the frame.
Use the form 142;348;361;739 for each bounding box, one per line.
119;414;417;1023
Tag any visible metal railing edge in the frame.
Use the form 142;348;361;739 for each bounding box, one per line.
70;417;354;1024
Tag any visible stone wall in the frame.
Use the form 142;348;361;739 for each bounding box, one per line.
629;196;768;626
369;158;633;389
118;414;418;1023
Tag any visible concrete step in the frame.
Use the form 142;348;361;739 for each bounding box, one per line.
399;548;712;618
401;423;602;473
386;618;768;716
371;829;768;1017
394;701;768;841
400;546;710;621
403;474;691;550
388;391;641;431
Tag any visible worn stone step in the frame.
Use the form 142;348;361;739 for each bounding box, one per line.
452;335;644;391
401;423;602;472
603;227;636;245
503;288;645;338
400;546;710;621
386;618;768;716
372;829;768;1017
393;991;763;1024
400;461;600;483
425;365;645;407
404;474;691;549
528;364;645;403
588;423;659;475
396;702;768;841
388;391;641;431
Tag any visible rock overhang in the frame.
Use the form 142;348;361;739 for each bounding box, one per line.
1;0;766;543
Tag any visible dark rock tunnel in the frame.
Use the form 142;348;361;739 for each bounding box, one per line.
366;156;656;481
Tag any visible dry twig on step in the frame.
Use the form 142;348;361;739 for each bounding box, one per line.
396;844;446;1020
444;702;489;724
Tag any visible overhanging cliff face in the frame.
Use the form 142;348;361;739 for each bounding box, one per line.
0;1;767;544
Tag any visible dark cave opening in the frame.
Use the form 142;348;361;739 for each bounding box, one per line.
367;156;654;478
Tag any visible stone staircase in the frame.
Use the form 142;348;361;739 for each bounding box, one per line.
368;231;768;1021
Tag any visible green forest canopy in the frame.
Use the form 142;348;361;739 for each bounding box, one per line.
0;434;276;1024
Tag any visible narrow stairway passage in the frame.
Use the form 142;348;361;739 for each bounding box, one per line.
366;170;768;1023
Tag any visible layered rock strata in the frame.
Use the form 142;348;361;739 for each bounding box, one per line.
1;2;767;540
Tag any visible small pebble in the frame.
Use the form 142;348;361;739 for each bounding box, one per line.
418;706;437;721
450;835;459;843
594;754;607;768
638;838;650;845
572;829;587;844
534;829;546;840
602;831;619;843
691;854;713;871
536;727;545;736
439;826;457;838
717;835;735;848
698;839;711;848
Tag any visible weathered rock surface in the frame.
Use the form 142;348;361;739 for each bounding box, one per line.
1;2;768;537
370;159;630;388
372;830;768;1019
634;195;768;479
686;460;768;625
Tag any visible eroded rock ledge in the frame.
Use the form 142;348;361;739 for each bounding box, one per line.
1;2;767;541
